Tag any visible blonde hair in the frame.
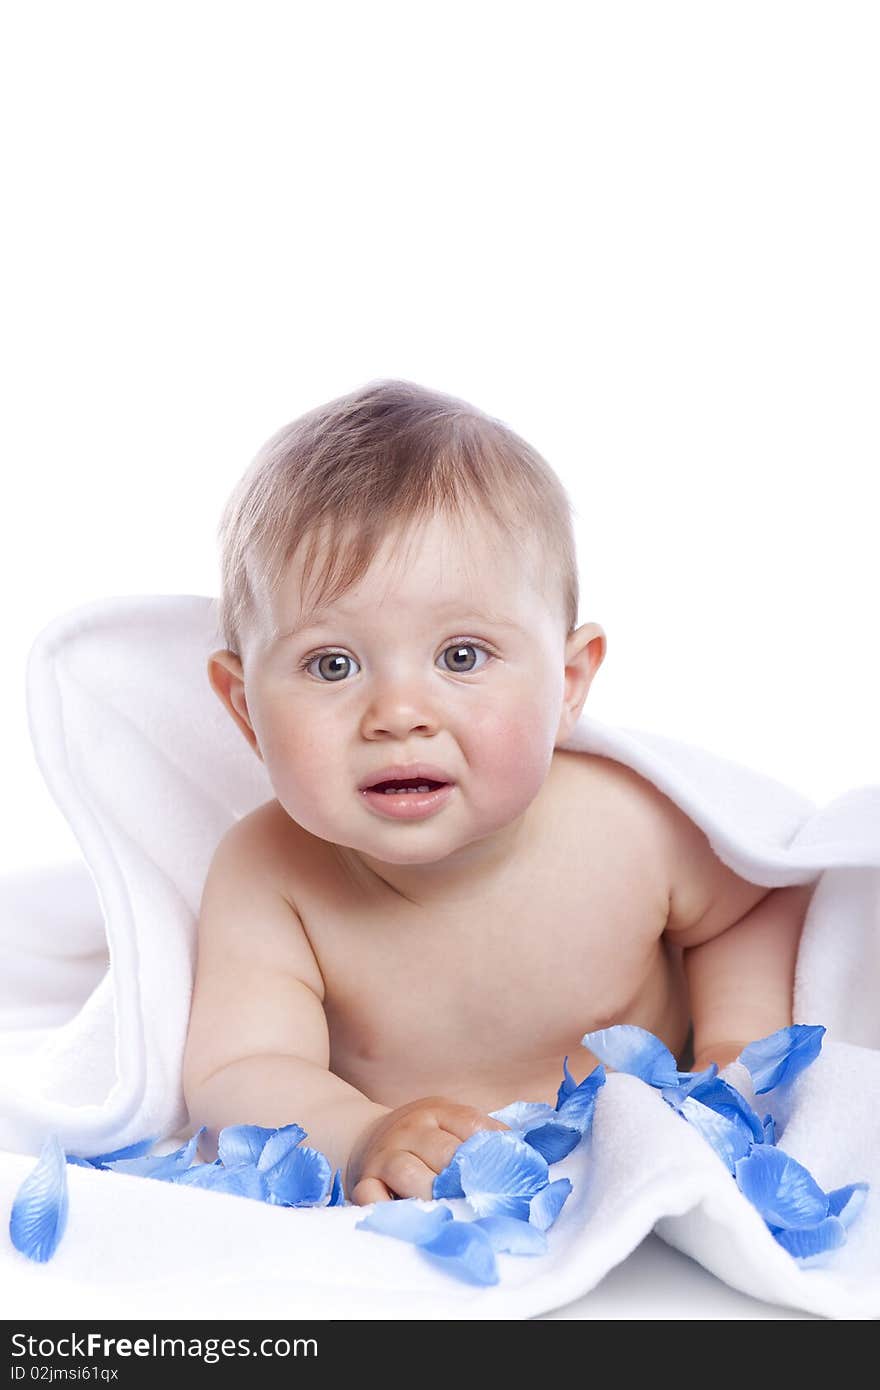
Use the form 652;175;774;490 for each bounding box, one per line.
216;378;580;659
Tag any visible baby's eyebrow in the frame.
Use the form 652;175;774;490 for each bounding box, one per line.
273;606;521;644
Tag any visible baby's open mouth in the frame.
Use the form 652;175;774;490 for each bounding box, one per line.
366;778;448;795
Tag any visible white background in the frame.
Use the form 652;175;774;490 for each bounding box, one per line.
2;2;878;874
0;2;875;1319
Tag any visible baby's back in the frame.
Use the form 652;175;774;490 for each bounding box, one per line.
226;748;691;1114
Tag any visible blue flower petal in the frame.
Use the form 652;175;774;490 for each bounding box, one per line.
734;1146;829;1229
261;1143;332;1206
665;1075;764;1145
219;1124;297;1167
356;1198;453;1245
66;1155;98;1169
327;1169;346;1206
555;1055;580;1107
433;1129;499;1199
529;1178;572;1232
473;1215;548;1254
458;1133;550;1221
171;1161;270;1200
9;1135;69;1263
104;1128;206;1180
556;1064;606;1133
490;1101;558;1130
672;1097;754;1171
738;1025;825;1094
85;1137;158;1167
582;1026;679;1087
419;1219;500;1285
521;1120;582;1164
670;1064;719;1097
762;1114;776;1146
771;1216;847;1262
826;1182;869;1229
254;1124;310;1172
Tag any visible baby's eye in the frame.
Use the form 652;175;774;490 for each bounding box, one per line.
438;642;491;674
304;652;362;682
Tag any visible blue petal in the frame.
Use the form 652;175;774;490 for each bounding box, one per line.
433;1129;499;1199
555;1055;580;1107
66;1154;99;1169
218;1124;294;1167
9;1135;69;1263
84;1137;158;1167
104;1128;206;1180
582;1026;679;1087
672;1097;754;1171
556;1064;606;1133
521;1120;582;1164
254;1124;310;1171
172;1161;270;1200
826;1182;869;1229
473;1215;548;1254
529;1178;572;1232
262;1144;332;1206
665;1074;764;1145
734;1146;829;1229
356;1198;453;1245
772;1216;847;1262
669;1064;719;1097
327;1169;346;1206
458;1133;550;1221
490;1100;558;1129
738;1025;825;1094
762;1114;776;1145
419;1220;500;1285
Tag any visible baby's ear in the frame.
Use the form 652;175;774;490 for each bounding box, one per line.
555;622;606;744
207;649;263;761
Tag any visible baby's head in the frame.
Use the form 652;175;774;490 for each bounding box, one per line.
208;379;605;885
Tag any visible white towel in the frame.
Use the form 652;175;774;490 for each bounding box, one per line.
0;594;878;1319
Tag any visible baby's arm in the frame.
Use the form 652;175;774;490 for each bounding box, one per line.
660;804;817;1070
183;819;391;1181
677;883;816;1071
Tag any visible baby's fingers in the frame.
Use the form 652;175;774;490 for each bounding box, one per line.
351;1176;394;1206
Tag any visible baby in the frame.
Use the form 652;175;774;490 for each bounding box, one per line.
183;378;815;1205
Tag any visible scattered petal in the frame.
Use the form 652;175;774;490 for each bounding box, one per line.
826;1182;869;1229
490;1101;558;1129
520;1120;582;1164
734;1146;829;1229
664;1074;764;1145
582;1026;679;1087
84;1137;158;1167
262;1144;332;1207
738;1025;825;1094
327;1169;346;1206
762;1114;776;1146
103;1128;206;1181
771;1216;847;1262
255;1124;310;1172
357;1199;453;1245
9;1135;69;1263
419;1219;500;1285
171;1161;270;1200
458;1133;550;1221
473;1215;548;1254
556;1064;606;1133
219;1124;295;1167
671;1097;753;1171
529;1178;572;1232
433;1129;499;1199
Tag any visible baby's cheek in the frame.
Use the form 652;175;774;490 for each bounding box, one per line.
465;704;555;800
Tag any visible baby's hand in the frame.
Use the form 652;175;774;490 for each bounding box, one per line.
345;1095;510;1206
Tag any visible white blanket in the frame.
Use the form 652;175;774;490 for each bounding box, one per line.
1;594;878;1320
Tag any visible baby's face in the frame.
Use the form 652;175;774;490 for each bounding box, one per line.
211;509;602;874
